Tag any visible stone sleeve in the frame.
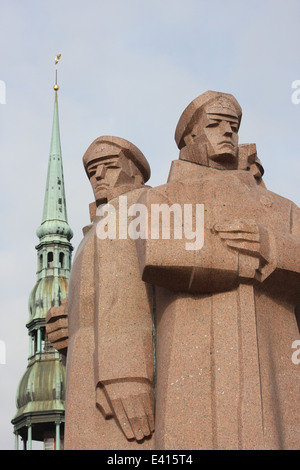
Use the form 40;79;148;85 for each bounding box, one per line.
136;187;240;294
93;223;154;387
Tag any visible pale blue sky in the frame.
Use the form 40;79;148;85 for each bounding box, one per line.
1;0;300;449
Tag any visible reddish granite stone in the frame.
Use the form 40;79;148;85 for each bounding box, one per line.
137;91;300;450
47;136;154;450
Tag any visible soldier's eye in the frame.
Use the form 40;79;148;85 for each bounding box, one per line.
206;121;220;128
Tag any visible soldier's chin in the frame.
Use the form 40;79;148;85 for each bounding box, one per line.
210;149;237;163
95;189;108;206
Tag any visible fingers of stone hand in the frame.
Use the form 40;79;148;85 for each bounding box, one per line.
121;395;151;441
226;240;261;256
106;383;154;441
112;398;135;440
47;305;67;322
140;391;155;433
47;317;67;331
48;327;68;344
131;415;150;441
46;317;68;341
214;220;258;234
218;231;259;242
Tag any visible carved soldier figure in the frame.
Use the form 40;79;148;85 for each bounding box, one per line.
137;91;300;450
47;136;154;449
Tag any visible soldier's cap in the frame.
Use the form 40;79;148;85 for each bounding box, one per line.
175;91;242;150
83;135;151;182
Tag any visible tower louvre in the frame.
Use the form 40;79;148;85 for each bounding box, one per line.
12;83;73;450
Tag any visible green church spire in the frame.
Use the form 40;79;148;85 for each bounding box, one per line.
42;91;67;222
12;57;73;450
36;89;73;242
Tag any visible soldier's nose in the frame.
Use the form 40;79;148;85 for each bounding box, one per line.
95;165;106;180
222;121;232;135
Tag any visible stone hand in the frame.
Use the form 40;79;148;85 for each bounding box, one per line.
214;219;270;261
46;297;68;353
214;219;275;281
96;380;154;441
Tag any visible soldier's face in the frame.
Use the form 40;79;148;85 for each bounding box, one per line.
203;111;239;159
188;105;239;167
87;153;134;204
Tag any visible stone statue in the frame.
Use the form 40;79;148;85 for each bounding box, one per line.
136;91;300;450
47;136;154;450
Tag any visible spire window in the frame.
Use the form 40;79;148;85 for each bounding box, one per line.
59;252;65;269
47;252;54;268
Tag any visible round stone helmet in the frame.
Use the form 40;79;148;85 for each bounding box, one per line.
83;135;151;183
175;90;242;150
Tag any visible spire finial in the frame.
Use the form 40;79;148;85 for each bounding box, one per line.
54;54;61;91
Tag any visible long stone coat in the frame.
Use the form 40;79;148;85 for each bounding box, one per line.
137;160;300;450
64;187;154;450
